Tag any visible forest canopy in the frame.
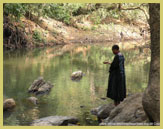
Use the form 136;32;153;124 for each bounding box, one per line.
4;3;149;25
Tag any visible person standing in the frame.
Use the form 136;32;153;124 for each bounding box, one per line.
103;45;126;106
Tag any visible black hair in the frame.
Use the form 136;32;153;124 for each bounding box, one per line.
112;45;119;50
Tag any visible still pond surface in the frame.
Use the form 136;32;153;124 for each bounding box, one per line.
3;42;150;125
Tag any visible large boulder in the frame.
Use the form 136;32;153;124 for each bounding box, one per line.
3;98;16;111
28;77;53;96
100;93;148;125
91;103;115;120
31;116;79;126
71;71;84;81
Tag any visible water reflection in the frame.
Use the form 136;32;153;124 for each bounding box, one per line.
3;42;150;125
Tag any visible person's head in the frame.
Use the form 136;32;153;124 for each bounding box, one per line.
112;45;120;55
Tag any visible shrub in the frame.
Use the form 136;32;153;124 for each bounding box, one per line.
33;30;44;42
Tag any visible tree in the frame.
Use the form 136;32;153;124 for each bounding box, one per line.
142;3;160;122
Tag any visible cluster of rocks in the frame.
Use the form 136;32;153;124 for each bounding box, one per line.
28;72;83;126
27;77;54;105
3;76;80;126
4;70;84;111
91;93;149;126
4;77;53;110
4;72;158;126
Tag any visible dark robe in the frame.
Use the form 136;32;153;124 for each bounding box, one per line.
107;52;126;102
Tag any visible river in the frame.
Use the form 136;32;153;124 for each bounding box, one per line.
3;42;150;126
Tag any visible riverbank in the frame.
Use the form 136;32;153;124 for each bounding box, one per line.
3;13;149;50
91;93;152;126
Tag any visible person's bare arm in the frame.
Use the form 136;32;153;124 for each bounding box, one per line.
103;61;111;64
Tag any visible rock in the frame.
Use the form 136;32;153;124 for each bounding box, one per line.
100;93;148;125
31;116;79;126
71;71;84;81
27;97;38;105
100;97;107;100
91;103;115;120
3;98;16;111
80;105;85;108
28;77;53;96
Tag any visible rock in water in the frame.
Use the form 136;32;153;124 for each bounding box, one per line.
28;77;53;96
31;116;79;126
71;71;83;81
3;98;16;111
100;93;148;126
27;97;38;105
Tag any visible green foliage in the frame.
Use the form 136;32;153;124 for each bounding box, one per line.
42;3;85;24
43;4;71;24
108;9;120;19
4;3;149;25
91;15;101;25
32;30;44;43
91;26;97;31
4;3;44;20
4;4;26;20
90;8;107;24
82;27;89;31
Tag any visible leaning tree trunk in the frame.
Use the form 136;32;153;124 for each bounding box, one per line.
142;3;160;122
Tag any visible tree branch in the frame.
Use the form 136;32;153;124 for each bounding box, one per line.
121;6;149;24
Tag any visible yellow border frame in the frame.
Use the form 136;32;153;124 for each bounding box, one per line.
0;0;161;129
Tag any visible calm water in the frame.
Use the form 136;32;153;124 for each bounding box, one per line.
3;42;150;126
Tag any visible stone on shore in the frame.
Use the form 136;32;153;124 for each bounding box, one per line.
3;98;16;111
91;103;115;120
100;93;148;125
31;116;79;126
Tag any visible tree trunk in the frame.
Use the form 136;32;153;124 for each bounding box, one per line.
142;3;160;122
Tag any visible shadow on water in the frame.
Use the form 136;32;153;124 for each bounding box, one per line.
3;42;150;126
